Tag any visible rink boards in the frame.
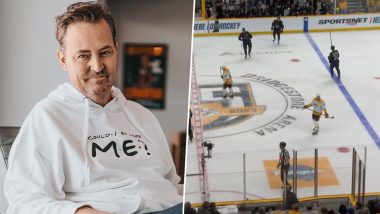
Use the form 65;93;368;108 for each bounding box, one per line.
194;14;380;35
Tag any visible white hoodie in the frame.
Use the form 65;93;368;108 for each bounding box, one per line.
4;83;182;214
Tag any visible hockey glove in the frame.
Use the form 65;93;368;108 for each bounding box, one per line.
221;75;223;79
303;105;308;109
325;113;329;118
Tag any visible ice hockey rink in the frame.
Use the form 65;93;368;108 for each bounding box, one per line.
185;30;380;204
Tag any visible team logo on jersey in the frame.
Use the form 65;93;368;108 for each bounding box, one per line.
199;83;266;130
198;74;305;138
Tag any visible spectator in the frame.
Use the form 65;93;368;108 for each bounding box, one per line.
238;204;251;214
289;203;301;214
313;0;318;14
356;201;363;213
347;206;355;214
338;0;348;14
338;204;347;214
270;203;283;214
304;204;319;214
374;202;380;213
197;201;211;214
284;184;299;210
185;202;197;214
206;0;214;18
321;207;329;214
257;207;266;214
215;0;224;17
358;206;370;214
367;199;380;214
210;202;220;214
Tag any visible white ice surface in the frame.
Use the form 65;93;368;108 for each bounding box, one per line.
185;30;380;204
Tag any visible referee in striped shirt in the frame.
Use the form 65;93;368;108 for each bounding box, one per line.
277;142;290;186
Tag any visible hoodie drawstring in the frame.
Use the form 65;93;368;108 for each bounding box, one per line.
82;97;91;185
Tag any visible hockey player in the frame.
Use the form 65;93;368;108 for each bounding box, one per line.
328;45;341;78
271;16;284;45
304;94;329;135
238;27;252;59
220;66;233;98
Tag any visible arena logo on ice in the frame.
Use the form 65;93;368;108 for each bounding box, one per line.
264;157;338;188
199;74;304;137
242;74;305;136
272;165;315;181
200;82;266;131
288;165;315;181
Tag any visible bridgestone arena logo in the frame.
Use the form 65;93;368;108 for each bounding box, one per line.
318;18;368;25
199;74;305;138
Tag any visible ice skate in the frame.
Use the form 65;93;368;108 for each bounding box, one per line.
312;128;319;135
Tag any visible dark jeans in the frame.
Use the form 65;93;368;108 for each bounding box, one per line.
147;203;183;214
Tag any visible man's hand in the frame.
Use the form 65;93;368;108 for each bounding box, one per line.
75;206;114;214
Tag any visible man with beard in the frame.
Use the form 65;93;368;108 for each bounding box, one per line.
4;2;182;214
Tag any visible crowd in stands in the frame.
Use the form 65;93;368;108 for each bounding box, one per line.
185;198;380;214
200;0;380;19
203;0;335;19
185;201;221;214
367;0;380;11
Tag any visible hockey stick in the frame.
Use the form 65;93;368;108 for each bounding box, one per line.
329;28;333;47
305;108;335;119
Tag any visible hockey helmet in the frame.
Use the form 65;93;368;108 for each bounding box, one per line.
242;27;246;31
279;142;286;147
331;45;335;50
